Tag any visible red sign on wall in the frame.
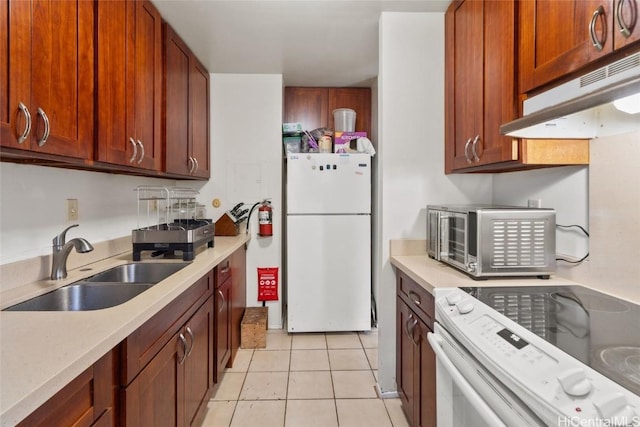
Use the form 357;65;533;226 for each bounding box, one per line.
257;267;279;301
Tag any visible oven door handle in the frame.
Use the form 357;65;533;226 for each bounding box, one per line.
427;332;508;427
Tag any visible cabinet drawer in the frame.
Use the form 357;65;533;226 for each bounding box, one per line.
397;271;434;329
215;257;232;287
120;270;213;385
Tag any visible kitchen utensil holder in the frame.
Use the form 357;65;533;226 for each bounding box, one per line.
215;212;244;236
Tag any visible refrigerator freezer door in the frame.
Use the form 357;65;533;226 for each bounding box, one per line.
286;214;371;332
287;153;371;214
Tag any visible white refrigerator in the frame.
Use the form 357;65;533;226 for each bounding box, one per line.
286;153;371;332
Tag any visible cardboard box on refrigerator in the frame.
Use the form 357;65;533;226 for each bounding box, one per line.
333;131;367;153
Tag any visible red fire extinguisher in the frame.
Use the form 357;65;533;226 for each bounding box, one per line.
258;200;273;236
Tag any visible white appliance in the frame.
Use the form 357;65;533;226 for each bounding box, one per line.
286;153;371;332
429;287;640;427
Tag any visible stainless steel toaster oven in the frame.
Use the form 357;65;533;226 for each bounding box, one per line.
427;205;556;279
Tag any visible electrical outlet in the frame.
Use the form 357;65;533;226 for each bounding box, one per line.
66;199;79;221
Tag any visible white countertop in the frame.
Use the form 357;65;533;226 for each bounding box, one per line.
390;254;581;295
0;234;250;427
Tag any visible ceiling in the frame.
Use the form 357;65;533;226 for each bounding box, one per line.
153;0;451;87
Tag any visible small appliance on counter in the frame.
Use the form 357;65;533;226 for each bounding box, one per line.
132;186;214;261
427;204;556;279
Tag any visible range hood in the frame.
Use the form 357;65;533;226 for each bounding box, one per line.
501;52;640;139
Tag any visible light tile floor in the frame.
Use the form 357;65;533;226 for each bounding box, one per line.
202;329;410;427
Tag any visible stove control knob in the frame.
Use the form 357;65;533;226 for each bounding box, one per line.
446;294;462;306
593;393;635;422
557;367;591;397
456;300;474;314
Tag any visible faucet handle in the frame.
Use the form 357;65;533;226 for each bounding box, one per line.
53;224;79;247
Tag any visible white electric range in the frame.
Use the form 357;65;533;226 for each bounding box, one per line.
429;285;640;427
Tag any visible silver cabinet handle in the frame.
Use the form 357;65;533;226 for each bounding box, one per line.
589;5;606;51
36;108;50;147
470;135;480;162
178;333;188;365
136;140;144;164
218;289;225;313
128;138;138;163
185;326;195;358
464;137;473;164
187;157;195;174
193;157;199;174
616;0;632;37
405;313;418;346
408;290;422;306
16;102;32;144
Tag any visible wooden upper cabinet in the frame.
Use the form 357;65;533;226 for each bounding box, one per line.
1;0;9;146
1;0;93;159
164;24;210;179
520;0;640;93
97;0;162;171
328;88;372;135
284;87;372;135
614;0;640;47
284;87;330;131
445;0;518;173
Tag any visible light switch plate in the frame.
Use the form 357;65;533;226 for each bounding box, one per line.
67;199;79;221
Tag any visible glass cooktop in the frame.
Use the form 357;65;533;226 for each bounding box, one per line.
462;285;640;396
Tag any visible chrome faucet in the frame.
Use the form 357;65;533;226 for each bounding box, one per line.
51;224;94;280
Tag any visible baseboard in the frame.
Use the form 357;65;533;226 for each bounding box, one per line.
376;383;399;399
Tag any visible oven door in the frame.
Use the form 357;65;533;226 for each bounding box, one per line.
439;212;468;271
427;323;545;427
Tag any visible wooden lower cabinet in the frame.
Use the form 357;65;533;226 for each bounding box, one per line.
122;295;213;427
213;246;247;386
214;268;232;384
230;244;247;365
17;349;118;427
396;271;436;427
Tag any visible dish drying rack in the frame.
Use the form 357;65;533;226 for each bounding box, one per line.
132;186;214;261
136;186;201;229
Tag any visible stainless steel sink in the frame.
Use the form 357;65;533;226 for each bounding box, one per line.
84;263;188;284
4;282;155;311
4;263;189;311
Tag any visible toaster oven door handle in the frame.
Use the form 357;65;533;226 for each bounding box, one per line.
439;214;450;260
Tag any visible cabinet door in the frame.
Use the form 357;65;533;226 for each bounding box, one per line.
1;0;11;145
284;87;329;131
396;297;418;426
123;332;185;427
4;0;93;159
328;88;372;135
613;0;640;48
445;0;518;173
164;24;209;179
418;320;436;427
229;245;247;366
133;0;162;170
184;297;213;427
164;24;191;176
97;0;161;170
214;278;232;383
520;0;614;93
190;59;210;178
445;0;484;172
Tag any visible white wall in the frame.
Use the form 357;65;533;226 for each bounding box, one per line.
493;166;590;260
376;12;493;394
0;163;174;264
188;74;284;329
